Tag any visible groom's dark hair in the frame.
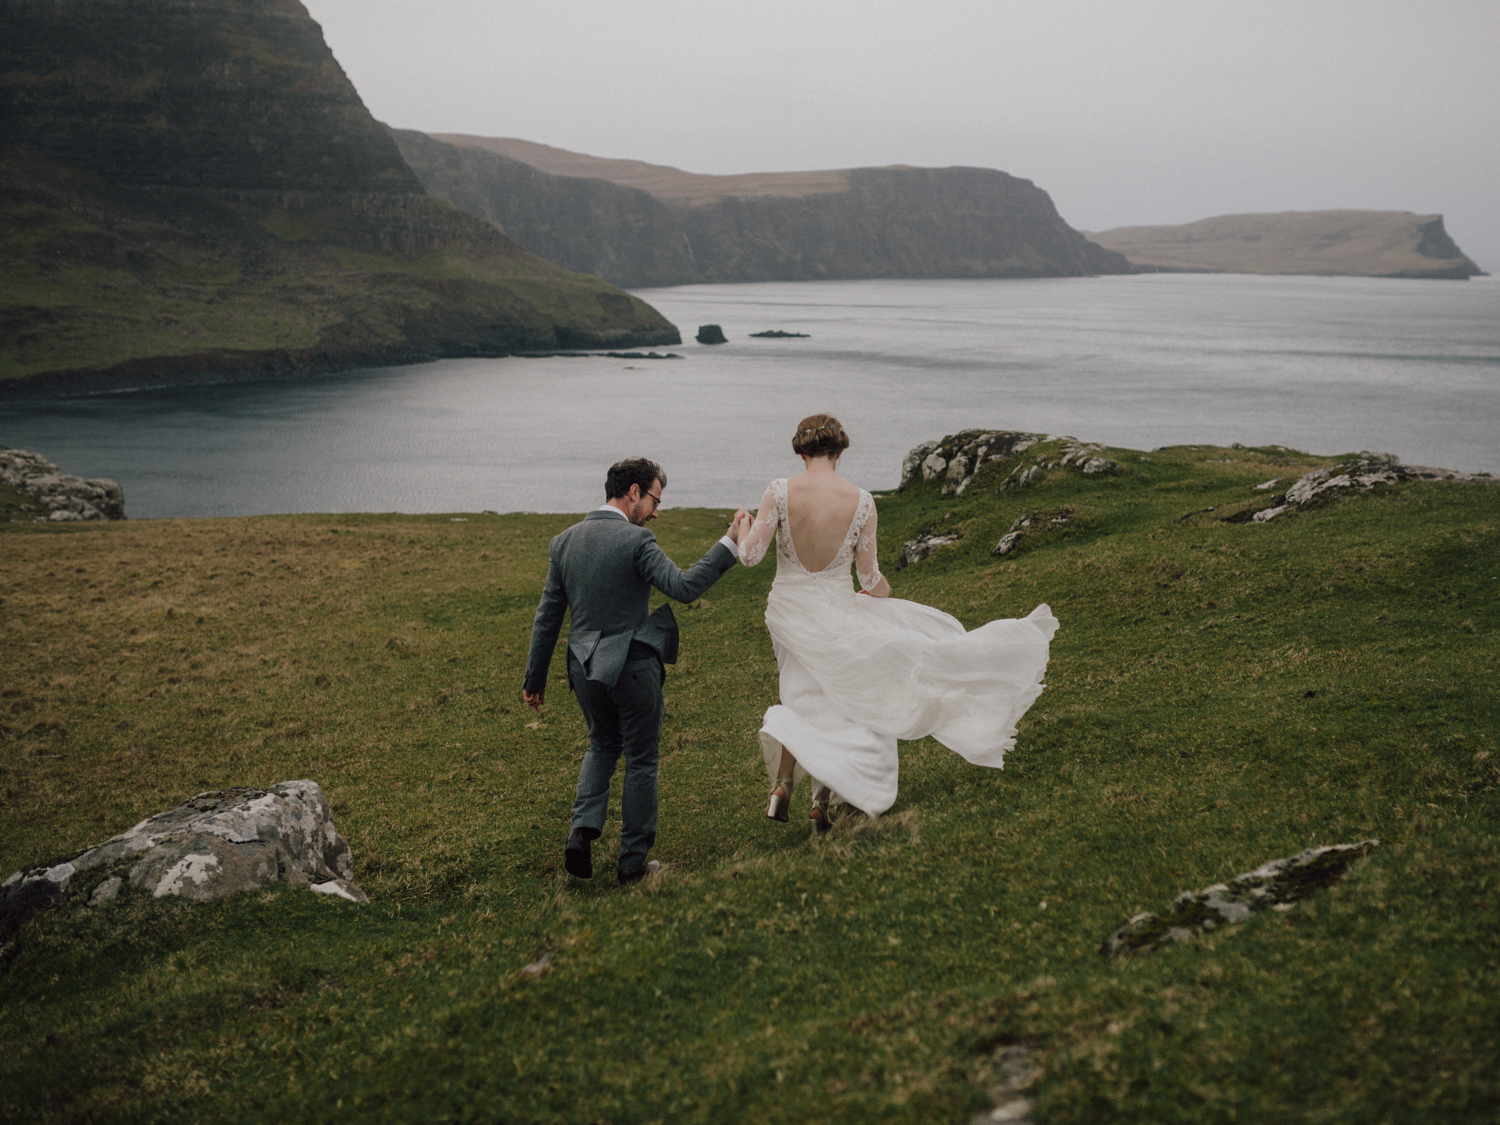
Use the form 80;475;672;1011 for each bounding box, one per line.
605;458;667;500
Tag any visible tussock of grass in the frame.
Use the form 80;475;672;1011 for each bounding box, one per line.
0;442;1496;1121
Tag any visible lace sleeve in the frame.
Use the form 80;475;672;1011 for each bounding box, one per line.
739;483;778;567
854;494;883;590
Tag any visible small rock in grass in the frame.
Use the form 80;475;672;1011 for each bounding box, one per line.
1099;839;1380;956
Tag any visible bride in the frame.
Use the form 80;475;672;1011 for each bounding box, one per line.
732;414;1058;832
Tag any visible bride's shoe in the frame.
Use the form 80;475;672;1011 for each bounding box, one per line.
809;786;833;835
766;776;795;822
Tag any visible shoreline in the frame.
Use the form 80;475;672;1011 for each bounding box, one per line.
0;328;683;401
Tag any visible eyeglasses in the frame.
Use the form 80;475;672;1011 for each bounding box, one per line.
642;490;663;509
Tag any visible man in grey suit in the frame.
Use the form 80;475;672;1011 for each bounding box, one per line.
523;457;748;885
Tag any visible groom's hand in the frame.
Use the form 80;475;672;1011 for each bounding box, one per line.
523;689;543;712
727;507;751;543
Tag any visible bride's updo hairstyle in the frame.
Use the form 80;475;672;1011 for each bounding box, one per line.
792;413;850;460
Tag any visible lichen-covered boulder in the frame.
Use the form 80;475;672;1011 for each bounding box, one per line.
1;781;365;941
1099;840;1379;956
0;447;125;521
899;431;1046;493
1252;454;1496;523
897;532;961;569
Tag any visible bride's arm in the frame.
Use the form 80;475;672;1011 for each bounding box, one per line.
855;504;891;597
737;484;778;567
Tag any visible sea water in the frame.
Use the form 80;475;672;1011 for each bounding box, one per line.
1;273;1495;518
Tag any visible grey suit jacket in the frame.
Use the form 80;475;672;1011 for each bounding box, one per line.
523;510;737;693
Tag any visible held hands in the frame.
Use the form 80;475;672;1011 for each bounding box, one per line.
727;507;752;544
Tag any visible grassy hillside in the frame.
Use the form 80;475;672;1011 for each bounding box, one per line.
0;0;677;391
0;151;678;387
1086;211;1483;279
0;440;1496;1122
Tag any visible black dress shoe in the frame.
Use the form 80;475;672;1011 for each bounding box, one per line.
617;859;661;886
564;827;598;879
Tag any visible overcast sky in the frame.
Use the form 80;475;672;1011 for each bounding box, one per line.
304;0;1500;270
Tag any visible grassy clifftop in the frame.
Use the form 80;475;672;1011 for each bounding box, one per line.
1;438;1495;1120
1087;211;1484;279
0;0;677;392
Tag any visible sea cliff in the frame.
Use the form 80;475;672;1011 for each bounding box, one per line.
397;133;1132;287
0;0;678;394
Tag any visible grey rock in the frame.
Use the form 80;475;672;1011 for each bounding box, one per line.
308;878;369;904
921;450;949;482
0;780;365;939
990;510;1070;558
901;440;942;489
1253;454;1497;524
943;454;972;495
969;1045;1040;1125
694;324;728;344
519;951;553;979
1099;839;1380;956
898;533;960;569
992;531;1023;557
0;448;125;521
901;431;1045;492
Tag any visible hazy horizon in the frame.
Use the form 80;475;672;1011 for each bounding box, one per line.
303;0;1499;272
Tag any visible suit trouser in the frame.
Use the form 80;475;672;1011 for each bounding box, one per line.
568;652;664;873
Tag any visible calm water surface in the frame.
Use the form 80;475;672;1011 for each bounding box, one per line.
2;273;1496;517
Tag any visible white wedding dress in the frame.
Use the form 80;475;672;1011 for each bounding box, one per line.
738;479;1058;817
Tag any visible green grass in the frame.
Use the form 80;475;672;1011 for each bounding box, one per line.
1;441;1496;1122
0;153;674;382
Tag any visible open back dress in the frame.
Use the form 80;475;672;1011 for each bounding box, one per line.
738;478;1058;816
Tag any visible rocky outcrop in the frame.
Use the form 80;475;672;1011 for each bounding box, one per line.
1;448;124;521
0;0;678;393
992;509;1074;558
403;134;1134;286
695;324;728;344
901;431;1047;494
0;781;365;943
1250;454;1498;523
900;432;1119;498
897;531;963;570
1087;211;1484;279
1099;841;1380;956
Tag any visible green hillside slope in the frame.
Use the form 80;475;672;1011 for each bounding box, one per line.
1;437;1495;1120
0;0;677;393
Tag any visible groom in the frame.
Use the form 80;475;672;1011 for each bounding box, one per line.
523;457;748;885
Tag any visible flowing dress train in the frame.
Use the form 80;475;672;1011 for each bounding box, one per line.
738;479;1058;817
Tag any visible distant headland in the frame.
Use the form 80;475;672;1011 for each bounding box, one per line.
1086;211;1484;280
394;132;1133;288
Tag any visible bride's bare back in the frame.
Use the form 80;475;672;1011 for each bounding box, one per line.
785;470;862;573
